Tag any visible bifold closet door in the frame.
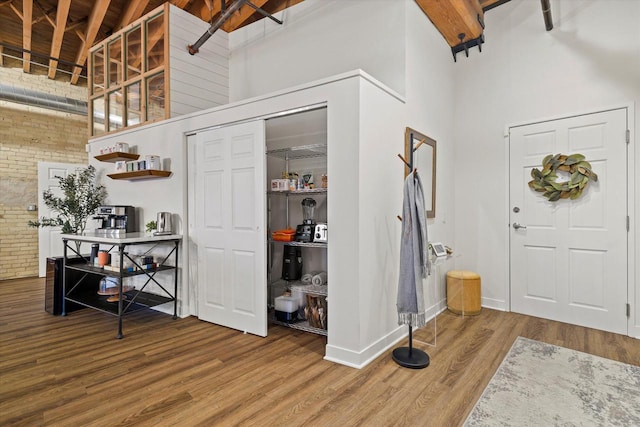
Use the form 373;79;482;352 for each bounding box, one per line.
192;120;267;336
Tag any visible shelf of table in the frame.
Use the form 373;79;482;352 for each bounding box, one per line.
107;170;171;180
66;286;173;316
94;152;140;162
268;312;327;336
65;263;176;278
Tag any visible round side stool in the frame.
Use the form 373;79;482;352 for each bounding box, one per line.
446;270;481;315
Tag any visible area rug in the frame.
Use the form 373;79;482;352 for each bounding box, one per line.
464;336;640;426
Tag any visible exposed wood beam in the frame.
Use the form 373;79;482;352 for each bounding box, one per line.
33;0;55;27
0;0;14;9
114;0;150;31
222;0;270;32
415;0;484;47
170;0;193;9
64;17;88;34
0;45;4;66
70;0;111;85
47;0;71;79
22;0;33;72
187;0;221;22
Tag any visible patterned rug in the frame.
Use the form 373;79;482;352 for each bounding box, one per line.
464;336;640;426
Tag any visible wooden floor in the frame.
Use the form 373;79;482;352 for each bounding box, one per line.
1;277;638;426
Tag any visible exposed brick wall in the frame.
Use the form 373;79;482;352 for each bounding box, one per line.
0;67;88;280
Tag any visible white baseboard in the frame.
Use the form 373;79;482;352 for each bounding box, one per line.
325;300;448;369
482;297;507;311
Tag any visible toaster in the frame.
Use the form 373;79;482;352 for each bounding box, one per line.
313;223;328;243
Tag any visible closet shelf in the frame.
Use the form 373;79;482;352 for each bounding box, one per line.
267;188;327;195
266;143;327;160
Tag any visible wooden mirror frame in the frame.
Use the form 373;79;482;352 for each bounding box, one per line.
404;127;436;218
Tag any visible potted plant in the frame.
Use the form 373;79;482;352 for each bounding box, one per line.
145;220;157;236
29;165;107;244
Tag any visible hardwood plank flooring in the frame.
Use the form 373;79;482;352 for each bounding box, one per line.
1;277;638;426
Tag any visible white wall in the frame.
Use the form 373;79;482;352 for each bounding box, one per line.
228;0;406;100
452;0;640;335
169;5;229;115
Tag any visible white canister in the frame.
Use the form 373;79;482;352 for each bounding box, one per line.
145;155;161;170
115;142;129;153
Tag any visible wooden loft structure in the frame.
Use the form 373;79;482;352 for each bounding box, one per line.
0;0;303;84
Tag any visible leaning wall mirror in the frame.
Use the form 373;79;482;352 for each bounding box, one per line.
404;127;436;218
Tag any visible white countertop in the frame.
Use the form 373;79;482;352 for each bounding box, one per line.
60;232;182;244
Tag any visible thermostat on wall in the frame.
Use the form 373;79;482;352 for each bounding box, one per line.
431;242;447;257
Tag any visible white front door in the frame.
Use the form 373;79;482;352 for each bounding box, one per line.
193;120;267;336
509;108;628;335
37;162;87;277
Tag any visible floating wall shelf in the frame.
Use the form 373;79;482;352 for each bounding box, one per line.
94;152;140;162
107;170;171;180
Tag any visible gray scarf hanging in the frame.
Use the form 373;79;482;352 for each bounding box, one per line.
397;171;431;327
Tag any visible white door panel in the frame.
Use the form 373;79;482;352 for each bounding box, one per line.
510;109;628;335
194;121;267;336
37;162;87;277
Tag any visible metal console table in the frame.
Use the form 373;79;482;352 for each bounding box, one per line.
60;232;181;339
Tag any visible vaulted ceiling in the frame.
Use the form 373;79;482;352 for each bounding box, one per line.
0;0;515;86
0;0;303;85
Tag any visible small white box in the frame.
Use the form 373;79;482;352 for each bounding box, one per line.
114;161;127;172
275;295;298;312
145;155;161;170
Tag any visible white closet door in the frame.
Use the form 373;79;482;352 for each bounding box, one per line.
194;120;267;336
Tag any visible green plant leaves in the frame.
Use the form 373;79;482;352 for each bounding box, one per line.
27;165;107;234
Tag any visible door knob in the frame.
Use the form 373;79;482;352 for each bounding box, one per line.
512;222;527;230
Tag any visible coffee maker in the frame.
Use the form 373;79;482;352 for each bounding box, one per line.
94;206;136;236
282;245;303;280
295;198;316;242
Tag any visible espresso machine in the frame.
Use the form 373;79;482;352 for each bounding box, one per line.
295;198;316;242
94;206;136;236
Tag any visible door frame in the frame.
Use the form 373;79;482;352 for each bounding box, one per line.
504;103;636;337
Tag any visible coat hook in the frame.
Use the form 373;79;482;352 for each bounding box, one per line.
397;153;410;168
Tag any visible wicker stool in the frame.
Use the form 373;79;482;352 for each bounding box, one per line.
446;270;481;315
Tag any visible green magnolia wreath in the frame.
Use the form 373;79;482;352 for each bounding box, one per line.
528;153;598;202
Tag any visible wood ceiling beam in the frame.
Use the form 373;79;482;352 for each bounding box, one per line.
415;0;484;47
33;0;55;27
170;0;193;9
221;0;270;32
187;0;221;22
70;0;111;85
114;0;150;31
47;0;71;79
22;0;33;72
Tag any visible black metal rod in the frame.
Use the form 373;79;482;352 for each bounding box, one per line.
62;239;68;316
541;0;553;31
0;41;87;69
173;240;179;320
188;0;246;54
244;1;283;25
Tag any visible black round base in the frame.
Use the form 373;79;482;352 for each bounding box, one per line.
392;347;430;369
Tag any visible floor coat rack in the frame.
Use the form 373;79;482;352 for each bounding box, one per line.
393;132;432;369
